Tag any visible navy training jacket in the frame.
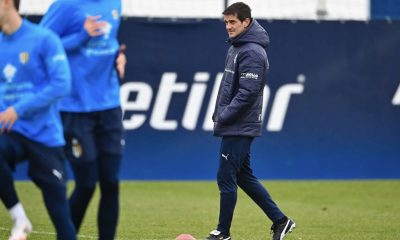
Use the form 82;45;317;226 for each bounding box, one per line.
213;19;270;137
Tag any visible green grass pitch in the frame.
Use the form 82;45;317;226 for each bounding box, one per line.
0;181;399;240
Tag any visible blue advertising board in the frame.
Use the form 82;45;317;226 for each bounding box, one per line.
371;0;400;20
14;18;400;180
117;19;400;179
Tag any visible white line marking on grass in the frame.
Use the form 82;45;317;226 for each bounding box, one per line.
0;227;120;239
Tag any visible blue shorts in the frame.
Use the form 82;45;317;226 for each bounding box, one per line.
61;107;124;163
0;131;67;187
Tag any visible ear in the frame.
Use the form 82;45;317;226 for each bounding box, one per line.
243;18;251;28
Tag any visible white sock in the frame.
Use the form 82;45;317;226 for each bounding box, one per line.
8;202;28;221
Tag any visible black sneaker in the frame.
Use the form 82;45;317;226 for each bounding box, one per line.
271;218;296;240
206;230;231;240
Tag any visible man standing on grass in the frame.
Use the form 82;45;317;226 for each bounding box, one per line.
40;0;126;239
206;2;295;240
0;0;76;239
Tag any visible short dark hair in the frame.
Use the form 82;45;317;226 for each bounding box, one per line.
13;0;20;10
223;2;251;22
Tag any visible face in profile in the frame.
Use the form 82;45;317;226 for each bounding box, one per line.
223;14;250;39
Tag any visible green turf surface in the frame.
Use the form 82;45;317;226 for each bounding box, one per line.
0;181;399;240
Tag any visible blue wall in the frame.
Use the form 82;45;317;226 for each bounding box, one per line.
15;18;400;180
117;19;400;179
371;0;400;20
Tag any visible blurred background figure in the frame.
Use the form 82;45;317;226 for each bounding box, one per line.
40;0;126;239
0;0;76;239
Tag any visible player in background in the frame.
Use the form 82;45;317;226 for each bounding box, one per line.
206;2;295;240
40;0;126;239
0;0;76;239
